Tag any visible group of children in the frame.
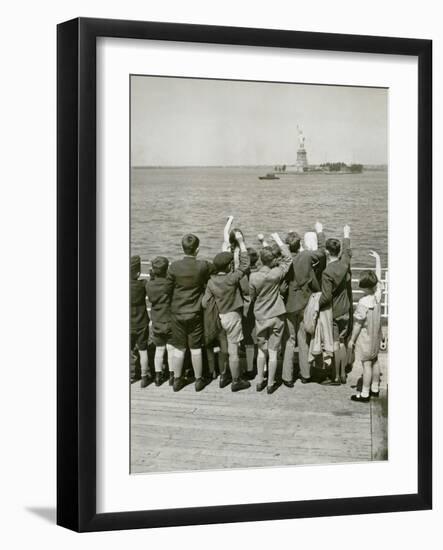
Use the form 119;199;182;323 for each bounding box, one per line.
130;216;384;402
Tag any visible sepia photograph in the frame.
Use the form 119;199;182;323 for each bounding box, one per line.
129;75;388;474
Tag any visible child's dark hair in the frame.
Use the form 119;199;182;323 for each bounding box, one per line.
151;256;169;278
285;231;301;253
260;246;275;267
359;270;378;289
182;233;200;255
247;247;259;267
326;238;341;257
229;228;244;247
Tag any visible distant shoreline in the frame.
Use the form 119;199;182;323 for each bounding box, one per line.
132;164;388;171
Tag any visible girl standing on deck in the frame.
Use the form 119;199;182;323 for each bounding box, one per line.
347;250;383;403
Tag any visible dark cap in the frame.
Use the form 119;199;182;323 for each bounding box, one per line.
131;255;141;272
213;251;233;271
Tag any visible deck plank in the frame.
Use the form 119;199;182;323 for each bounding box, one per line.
130;353;387;473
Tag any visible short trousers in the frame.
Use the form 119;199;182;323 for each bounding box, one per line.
170;312;203;350
219;311;243;344
359;353;378;363
333;314;350;343
255;314;285;351
131;324;149;351
151;321;172;347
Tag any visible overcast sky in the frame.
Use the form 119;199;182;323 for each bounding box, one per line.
131;75;387;166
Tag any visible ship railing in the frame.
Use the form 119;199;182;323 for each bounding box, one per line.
351;267;389;319
140;261;389;320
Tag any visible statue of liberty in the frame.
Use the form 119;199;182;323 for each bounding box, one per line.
297;125;305;149
296;125;308;170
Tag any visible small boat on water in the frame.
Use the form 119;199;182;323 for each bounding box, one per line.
258;173;279;180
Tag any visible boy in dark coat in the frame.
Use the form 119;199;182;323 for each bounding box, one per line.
319;224;352;384
130;255;151;387
146;256;173;387
164;234;212;392
282;222;326;385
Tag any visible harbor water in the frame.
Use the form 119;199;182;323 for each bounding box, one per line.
131;166;388;268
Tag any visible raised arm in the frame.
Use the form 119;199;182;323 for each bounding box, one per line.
370;250;382;281
341;224;352;265
222;216;234;251
269;232;292;281
311;221;326;259
227;231;250;283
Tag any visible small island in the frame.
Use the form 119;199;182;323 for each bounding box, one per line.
259;126;365;179
320;162;363;174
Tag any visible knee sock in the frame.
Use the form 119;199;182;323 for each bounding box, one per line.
190;349;203;379
166;344;175;374
228;343;240;379
139;349;149;378
172;350;185;378
268;350;278;386
230;358;240;379
361;361;373;397
257;349;266;383
154;346;165;373
339;344;346;378
206;347;216;374
332;347;341;381
245;345;255;372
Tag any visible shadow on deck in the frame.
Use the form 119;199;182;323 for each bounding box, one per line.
130;353;388;474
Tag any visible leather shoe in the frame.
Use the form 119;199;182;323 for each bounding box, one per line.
267;381;280;395
282;379;294;388
231;378;251;392
140;375;152;388
173;377;187;392
351;394;370;403
256;380;267;392
195;377;208;392
219;373;232;389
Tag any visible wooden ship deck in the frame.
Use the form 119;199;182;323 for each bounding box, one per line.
130;352;388;474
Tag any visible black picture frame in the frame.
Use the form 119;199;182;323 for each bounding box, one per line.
57;17;432;532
